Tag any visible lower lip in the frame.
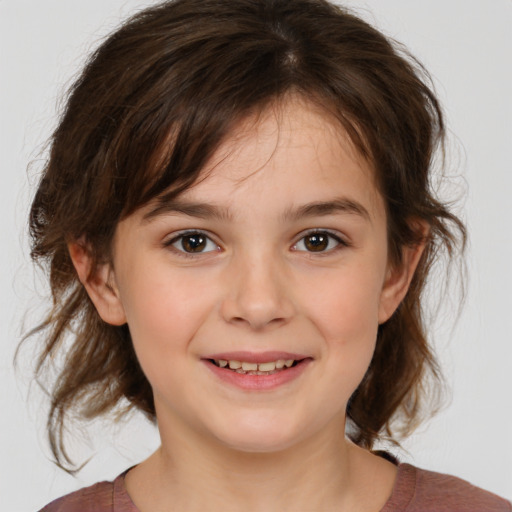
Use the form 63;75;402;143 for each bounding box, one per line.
203;359;312;391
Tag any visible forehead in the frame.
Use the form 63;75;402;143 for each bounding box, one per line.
157;98;383;218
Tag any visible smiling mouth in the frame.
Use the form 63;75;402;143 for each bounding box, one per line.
209;358;301;375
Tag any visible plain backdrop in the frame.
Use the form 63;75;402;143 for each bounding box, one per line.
1;0;511;510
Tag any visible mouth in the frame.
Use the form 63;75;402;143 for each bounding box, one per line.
202;352;312;390
208;358;301;375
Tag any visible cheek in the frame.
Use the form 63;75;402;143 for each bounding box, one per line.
301;262;384;345
298;261;384;398
115;265;218;371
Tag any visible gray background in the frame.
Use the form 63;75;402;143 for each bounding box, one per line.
1;1;511;510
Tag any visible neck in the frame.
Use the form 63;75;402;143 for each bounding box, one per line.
165;420;349;511
125;413;396;512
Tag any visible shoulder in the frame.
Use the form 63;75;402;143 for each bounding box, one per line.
38;480;114;512
384;463;511;512
38;472;137;512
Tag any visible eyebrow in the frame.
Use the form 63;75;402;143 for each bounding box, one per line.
143;200;233;222
142;197;370;223
282;198;371;222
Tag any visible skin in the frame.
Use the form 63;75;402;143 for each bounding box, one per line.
70;97;425;512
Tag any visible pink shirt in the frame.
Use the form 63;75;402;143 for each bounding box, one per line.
40;463;511;511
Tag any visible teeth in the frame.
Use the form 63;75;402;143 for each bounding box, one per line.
215;359;296;372
258;361;276;372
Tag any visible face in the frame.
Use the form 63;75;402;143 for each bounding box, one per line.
82;99;416;454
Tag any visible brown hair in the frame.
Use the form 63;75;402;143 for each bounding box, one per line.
27;0;465;469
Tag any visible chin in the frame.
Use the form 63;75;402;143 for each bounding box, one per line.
210;413;312;454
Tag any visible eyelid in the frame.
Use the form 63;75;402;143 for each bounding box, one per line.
163;229;221;256
291;229;349;253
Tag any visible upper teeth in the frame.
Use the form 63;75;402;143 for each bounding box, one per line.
216;359;295;371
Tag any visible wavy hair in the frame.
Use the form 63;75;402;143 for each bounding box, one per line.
26;0;465;469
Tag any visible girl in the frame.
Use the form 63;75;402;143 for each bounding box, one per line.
23;0;510;510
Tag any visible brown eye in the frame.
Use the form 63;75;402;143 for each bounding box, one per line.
293;231;342;253
181;234;207;252
304;233;329;252
169;232;219;254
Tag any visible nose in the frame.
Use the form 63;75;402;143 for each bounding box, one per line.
220;251;295;331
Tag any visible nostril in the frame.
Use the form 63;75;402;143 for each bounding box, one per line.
230;315;288;330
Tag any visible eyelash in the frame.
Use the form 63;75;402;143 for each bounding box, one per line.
163;229;349;258
164;230;221;258
292;229;348;254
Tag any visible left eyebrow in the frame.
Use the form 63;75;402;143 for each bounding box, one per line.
282;198;371;222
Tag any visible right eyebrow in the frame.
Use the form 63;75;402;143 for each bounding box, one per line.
142;200;233;223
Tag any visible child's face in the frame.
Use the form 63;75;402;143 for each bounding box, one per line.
91;98;416;452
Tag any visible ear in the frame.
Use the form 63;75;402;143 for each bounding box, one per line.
378;223;428;324
68;242;127;326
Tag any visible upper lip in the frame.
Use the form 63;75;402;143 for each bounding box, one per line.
202;351;310;364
